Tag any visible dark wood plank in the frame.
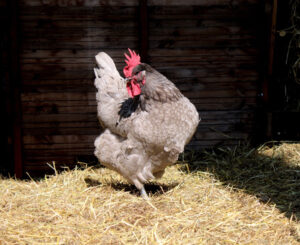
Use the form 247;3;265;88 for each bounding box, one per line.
23;121;99;129
19;6;137;19
22;114;98;123
148;0;259;6
19;0;139;7
8;0;23;178
23;127;101;135
20;19;137;29
21;39;139;50
149;26;258;36
148;5;260;19
139;0;148;61
23;134;97;145
0;0;6;7
148;19;260;28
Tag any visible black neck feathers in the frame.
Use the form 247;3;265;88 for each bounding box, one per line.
118;95;140;121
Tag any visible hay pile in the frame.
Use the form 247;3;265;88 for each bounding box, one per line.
0;143;300;244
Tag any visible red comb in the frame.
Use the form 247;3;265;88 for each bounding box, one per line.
123;48;141;78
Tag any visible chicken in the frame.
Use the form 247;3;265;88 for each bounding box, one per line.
94;49;200;198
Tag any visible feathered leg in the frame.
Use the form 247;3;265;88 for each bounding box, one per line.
132;178;149;199
95;130;153;200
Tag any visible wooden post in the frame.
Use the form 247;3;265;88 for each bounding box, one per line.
139;0;148;62
260;0;278;139
263;0;278;104
268;0;278;77
8;0;23;178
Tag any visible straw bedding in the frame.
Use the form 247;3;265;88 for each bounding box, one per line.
0;143;299;244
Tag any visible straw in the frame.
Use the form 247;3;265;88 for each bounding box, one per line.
0;143;299;244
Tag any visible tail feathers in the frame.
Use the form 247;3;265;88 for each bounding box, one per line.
94;52;126;93
95;52;120;78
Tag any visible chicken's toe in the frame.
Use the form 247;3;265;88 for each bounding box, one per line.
140;187;149;200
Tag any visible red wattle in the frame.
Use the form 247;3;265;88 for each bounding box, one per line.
126;80;141;97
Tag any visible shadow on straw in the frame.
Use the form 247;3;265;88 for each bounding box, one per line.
180;142;300;221
84;177;179;197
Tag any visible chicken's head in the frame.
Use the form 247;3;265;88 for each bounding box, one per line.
123;49;145;97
